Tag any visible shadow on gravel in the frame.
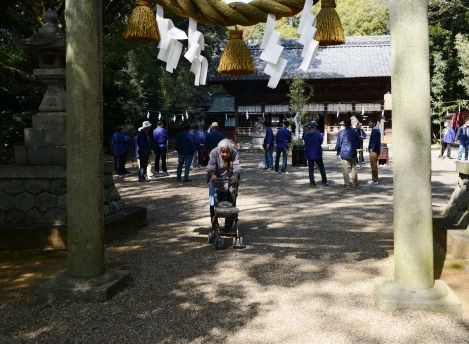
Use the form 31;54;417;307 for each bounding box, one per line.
2;151;467;343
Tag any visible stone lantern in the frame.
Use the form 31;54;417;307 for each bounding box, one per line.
14;9;66;112
12;9;66;166
0;8;145;259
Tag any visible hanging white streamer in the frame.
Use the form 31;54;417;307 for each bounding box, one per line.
246;110;249;119
147;111;151;119
185;111;189;119
259;14;286;89
185;18;208;86
294;113;299;139
158;112;161;120
297;0;319;72
173;115;176;122
156;5;188;73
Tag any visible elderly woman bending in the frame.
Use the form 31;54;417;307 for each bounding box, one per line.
207;139;241;228
207;139;241;184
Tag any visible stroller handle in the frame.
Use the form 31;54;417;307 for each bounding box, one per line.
213;177;237;184
211;177;239;190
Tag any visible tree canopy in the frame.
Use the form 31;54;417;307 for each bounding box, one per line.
2;0;469;160
0;0;224;161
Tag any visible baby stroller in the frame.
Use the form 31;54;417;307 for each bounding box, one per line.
208;178;245;249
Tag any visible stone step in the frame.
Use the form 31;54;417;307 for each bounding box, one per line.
24;127;66;146
15;145;66;166
32;112;66;128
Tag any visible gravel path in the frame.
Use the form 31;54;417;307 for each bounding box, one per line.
1;147;468;343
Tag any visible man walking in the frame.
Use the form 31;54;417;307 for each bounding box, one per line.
137;120;152;182
440;121;455;159
335;118;359;188
456;118;469;161
304;121;328;187
263;120;274;170
367;118;381;185
153;121;169;176
274;120;292;174
175;124;197;182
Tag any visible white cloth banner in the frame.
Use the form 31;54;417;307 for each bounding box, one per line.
185;18;208;86
259;14;286;89
259;31;283;64
297;1;319;72
156;5;188;73
264;57;287;89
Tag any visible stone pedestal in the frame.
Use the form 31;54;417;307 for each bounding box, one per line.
433;161;469;259
0;161;146;250
252;134;264;149
39;268;130;301
375;278;461;314
15;112;67;166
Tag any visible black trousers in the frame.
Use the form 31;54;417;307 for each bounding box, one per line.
154;147;167;172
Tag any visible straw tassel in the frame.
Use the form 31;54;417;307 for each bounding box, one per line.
217;29;254;76
124;0;160;43
314;0;345;46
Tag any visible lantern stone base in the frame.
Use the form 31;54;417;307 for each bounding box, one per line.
39;268;130;301
375;278;461;315
0;206;147;250
432;160;469;259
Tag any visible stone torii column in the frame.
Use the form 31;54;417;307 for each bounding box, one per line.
375;0;460;313
40;0;129;301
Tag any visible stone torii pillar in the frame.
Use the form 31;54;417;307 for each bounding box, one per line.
40;0;129;301
375;0;460;313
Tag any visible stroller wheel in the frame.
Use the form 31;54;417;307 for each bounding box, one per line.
233;236;245;249
215;238;224;249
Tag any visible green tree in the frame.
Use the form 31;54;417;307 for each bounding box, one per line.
246;15;301;39
430;52;449;142
0;0;224;160
455;33;469;97
428;0;469;103
334;0;390;36
287;74;312;144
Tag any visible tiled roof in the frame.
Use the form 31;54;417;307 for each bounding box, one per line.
208;35;391;81
207;95;235;112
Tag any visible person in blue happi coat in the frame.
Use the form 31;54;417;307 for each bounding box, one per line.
153;121;169;176
440;121;455;159
175;124;197;182
263;120;274;170
204;122;224;154
354;122;367;164
335;118;359;188
274;120;292;174
456;118;469;161
111;125;131;177
367;118;381;185
304;121;328;187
